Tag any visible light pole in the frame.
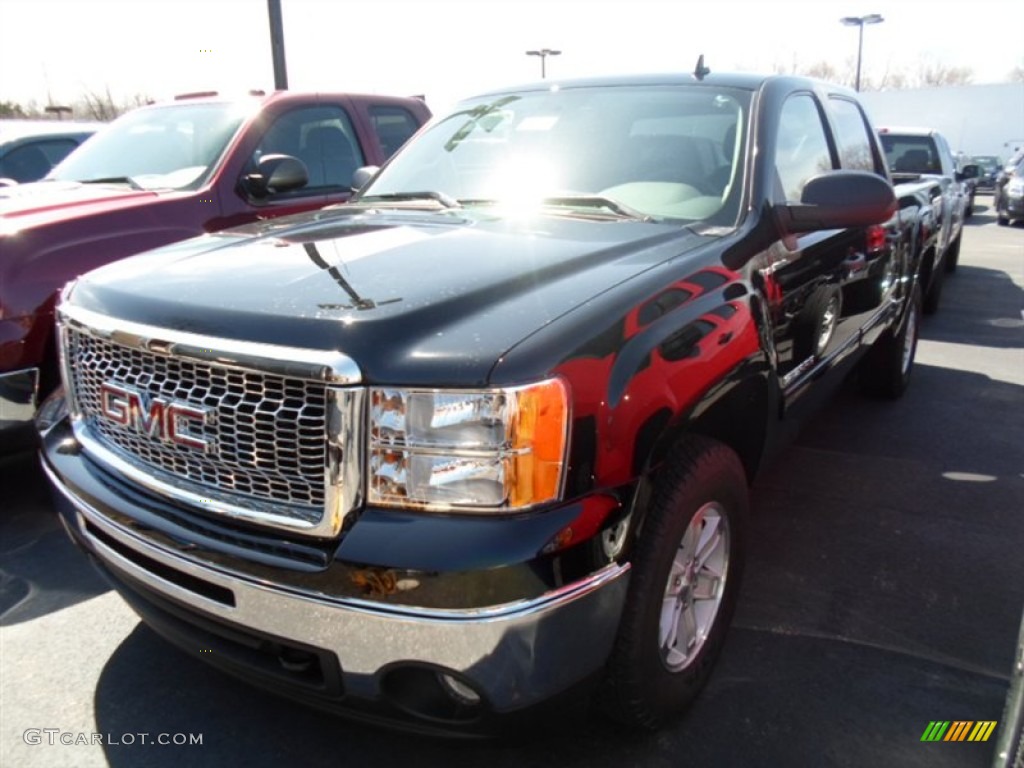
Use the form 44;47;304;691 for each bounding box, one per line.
840;14;883;92
268;0;288;90
526;49;561;79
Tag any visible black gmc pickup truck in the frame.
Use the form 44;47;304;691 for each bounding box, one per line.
40;72;922;736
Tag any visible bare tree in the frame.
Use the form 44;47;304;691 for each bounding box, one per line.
771;54;802;76
78;86;120;121
73;87;153;121
762;54;989;91
776;58;857;88
914;60;974;87
0;101;29;118
804;60;844;85
873;66;910;91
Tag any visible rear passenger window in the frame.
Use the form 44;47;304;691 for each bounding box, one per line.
829;97;881;174
774;94;834;201
369;106;420;158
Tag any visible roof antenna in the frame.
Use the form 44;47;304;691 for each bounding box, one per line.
694;54;710;81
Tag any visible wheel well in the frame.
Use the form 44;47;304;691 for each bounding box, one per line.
622;373;770;555
637;369;773;492
37;324;63;401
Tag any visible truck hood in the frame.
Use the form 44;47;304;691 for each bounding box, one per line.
68;206;709;386
0;180;161;231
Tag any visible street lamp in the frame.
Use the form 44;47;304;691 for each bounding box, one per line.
840;14;884;92
526;49;561;79
44;105;72;121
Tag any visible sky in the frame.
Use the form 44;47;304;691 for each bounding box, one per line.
1;0;1023;115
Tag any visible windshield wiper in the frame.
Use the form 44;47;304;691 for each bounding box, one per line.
539;194;651;221
80;176;143;190
357;191;460;209
458;195;652;221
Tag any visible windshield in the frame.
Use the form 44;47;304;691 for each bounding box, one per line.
972;155;1000;172
361;84;750;224
50;101;253;190
880;135;940;175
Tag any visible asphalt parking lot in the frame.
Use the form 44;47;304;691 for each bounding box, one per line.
1;202;1021;768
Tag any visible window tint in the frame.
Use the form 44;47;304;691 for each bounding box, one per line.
880;135;939;174
255;106;364;192
829;97;879;173
0;139;77;182
774;94;834;201
369;106;420;158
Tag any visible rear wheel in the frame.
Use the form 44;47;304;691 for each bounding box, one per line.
944;233;962;273
860;283;921;399
923;253;945;315
793;286;842;359
601;437;748;730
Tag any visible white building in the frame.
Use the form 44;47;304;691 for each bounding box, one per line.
859;83;1024;161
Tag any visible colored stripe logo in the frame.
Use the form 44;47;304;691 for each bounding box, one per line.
921;721;998;742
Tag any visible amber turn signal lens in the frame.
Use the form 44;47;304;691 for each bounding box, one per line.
510;378;568;507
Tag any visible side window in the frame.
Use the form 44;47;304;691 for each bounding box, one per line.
774;94;834;201
0;139;77;182
369;106;420;159
828;97;882;174
253;106;365;193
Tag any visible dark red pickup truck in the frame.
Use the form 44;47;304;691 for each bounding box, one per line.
0;90;430;442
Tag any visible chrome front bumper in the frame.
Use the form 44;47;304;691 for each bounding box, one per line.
43;456;630;722
0;367;38;430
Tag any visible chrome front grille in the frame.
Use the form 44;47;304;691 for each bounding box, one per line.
66;327;327;520
56;302;364;537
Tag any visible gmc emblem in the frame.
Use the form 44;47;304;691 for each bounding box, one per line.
98;382;211;452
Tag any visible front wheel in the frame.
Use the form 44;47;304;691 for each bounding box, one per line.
600;437;748;730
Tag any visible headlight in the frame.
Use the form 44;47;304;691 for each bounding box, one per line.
1008;178;1024;197
368;378;569;511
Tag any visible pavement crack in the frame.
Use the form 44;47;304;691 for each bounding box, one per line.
731;622;1012;682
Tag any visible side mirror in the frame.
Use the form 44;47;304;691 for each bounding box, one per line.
242;154;308;199
957;163;979;181
778;171;896;232
351;165;379;194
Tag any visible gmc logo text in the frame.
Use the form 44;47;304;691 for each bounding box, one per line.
98;382;211;452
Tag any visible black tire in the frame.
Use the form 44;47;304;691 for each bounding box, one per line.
860;283;921;399
943;232;961;274
998;215;1009;226
922;253;944;315
793;285;842;360
600;437;748;730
